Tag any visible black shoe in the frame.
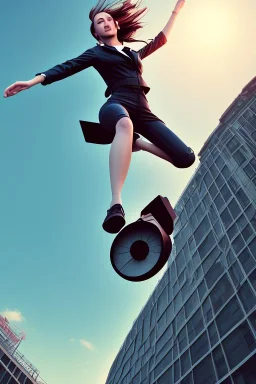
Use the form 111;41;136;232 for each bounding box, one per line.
102;204;126;233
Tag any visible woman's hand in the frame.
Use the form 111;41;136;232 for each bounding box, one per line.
3;80;33;98
173;0;186;14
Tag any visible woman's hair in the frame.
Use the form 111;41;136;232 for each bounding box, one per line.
89;0;150;44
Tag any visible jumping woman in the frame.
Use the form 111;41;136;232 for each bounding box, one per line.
3;0;195;234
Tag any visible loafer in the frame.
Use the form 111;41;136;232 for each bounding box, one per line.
102;204;126;233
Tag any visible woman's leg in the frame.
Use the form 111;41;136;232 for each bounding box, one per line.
134;138;174;163
109;116;134;208
138;119;196;169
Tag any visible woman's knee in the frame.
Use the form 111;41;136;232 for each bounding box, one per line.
173;150;196;168
116;117;133;134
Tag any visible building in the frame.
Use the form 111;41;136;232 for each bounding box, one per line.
0;316;47;384
105;76;256;384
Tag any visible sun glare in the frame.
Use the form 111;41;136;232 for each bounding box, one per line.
190;4;238;48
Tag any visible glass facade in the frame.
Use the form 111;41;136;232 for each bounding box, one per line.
105;95;256;384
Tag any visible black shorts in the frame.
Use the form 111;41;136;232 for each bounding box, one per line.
98;86;195;168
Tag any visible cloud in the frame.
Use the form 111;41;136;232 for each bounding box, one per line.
80;339;95;350
1;310;24;322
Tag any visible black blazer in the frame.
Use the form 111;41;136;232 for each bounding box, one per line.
35;31;167;144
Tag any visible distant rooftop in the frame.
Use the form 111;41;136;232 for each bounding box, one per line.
0;315;47;384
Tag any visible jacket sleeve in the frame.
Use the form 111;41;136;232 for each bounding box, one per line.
136;31;167;60
35;48;95;86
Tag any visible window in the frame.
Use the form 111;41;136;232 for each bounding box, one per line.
174;291;182;314
197;279;207;300
228;198;241;220
202;297;213;324
197;232;215;261
174;358;180;382
220;208;233;230
243;162;255;179
170;262;177;283
202;246;221;275
209;182;218;200
205;259;225;289
8;362;15;373
232;234;246;255
233;148;247;166
190;331;209;365
227;222;238;241
222;321;256;369
214;193;226;211
226;136;240;154
176;251;186;276
0;354;9;366
195;203;206;221
236;213;247;231
194;218;211;246
221;378;233;384
185;292;199;319
176;308;185;331
209;274;234;314
204;172;213;188
0;364;6;380
243;108;256;126
248;267;256;291
215;173;225;189
215;296;244;338
241;223;254;243
180;372;193;384
155;324;172;354
216;155;225;170
248;238;256;267
238;248;256;275
236;188;250;209
187;308;204;343
180;349;191;377
238;280;256;313
178;326;188;354
1;371;10;384
173;342;178;360
212;344;228;380
193;354;217;384
157;366;173;384
220;184;232;202
221;165;231;181
229;261;245;288
208;321;219;348
14;367;21;378
232;353;256;384
157;287;168;318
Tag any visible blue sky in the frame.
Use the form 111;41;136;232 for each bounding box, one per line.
1;0;256;383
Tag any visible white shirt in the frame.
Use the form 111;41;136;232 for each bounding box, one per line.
113;45;130;58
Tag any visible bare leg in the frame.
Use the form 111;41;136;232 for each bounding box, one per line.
109;117;133;208
135;138;174;164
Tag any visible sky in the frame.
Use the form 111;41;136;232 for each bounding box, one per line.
1;0;255;383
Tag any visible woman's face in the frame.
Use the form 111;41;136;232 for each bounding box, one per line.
93;12;118;40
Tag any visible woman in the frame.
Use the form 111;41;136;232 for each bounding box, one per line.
3;0;195;234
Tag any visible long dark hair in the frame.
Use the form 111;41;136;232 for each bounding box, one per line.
89;0;151;45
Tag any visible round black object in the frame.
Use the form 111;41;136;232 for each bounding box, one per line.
130;240;149;260
110;220;172;282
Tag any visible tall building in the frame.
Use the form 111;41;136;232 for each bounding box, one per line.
105;76;256;384
0;316;47;384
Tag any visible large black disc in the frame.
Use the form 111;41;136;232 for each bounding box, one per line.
110;220;170;282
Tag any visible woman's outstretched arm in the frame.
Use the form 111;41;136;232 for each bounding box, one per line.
162;0;186;40
136;0;186;60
